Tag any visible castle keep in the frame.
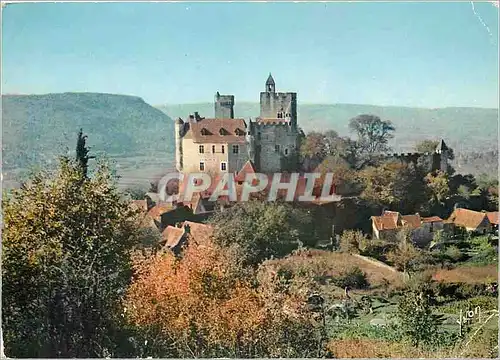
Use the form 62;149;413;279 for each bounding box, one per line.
175;74;300;174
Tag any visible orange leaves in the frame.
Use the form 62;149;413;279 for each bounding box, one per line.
124;239;321;356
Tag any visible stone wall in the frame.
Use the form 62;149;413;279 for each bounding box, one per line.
254;123;299;173
259;91;297;125
180;137;247;174
214;94;235;119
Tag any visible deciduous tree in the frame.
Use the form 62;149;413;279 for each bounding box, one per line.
2;155;141;357
209;201;315;266
348;114;395;168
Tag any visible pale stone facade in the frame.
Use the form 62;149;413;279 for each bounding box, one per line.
174;74;301;175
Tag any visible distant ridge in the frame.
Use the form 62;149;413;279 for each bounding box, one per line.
2;92;175;183
1;92;497;189
156;102;498;153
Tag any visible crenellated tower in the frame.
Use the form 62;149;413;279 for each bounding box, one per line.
214;92;235;119
259;73;297;131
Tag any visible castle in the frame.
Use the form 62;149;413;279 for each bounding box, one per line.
174;74;300;175
389;138;451;174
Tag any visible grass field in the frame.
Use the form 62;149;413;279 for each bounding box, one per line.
432;264;498;284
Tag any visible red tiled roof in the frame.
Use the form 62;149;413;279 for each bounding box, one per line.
447;208;489;230
161;221;213;250
177;173;337;203
402;214;422;229
422;216;443;223
235;160;257;182
372;211;426;231
162;226;185;248
487;211;499;225
188;118;247;144
371;214;399;231
184;221;213;245
147;203;174;221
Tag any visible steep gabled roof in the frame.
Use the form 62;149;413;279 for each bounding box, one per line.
371;211;425;231
235;160;257;182
402;214;422;229
161;221;214;251
436;139;449;152
147;203;174;221
266;73;275;86
447;208;489;229
371;214;399;231
189;118;247;144
422;216;443;223
487;211;499;225
162;226;185;249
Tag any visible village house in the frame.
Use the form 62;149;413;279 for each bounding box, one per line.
161;221;213;255
486;211;499;233
371;210;445;245
445;208;494;234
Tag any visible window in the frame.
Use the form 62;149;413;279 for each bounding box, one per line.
212;145;216;153
220;162;227;171
275;144;280;153
199;162;205;171
284;148;288;155
277;112;283;119
232;144;239;154
199;145;204;154
222;145;225;154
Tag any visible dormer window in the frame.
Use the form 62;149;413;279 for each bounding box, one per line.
235;128;244;136
201;128;211;136
219;128;229;135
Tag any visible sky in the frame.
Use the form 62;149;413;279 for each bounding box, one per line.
2;1;499;108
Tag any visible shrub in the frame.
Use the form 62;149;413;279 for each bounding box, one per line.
209;202;317;266
396;286;442;347
339;230;364;254
445;245;464;262
438;296;498;315
332;266;369;289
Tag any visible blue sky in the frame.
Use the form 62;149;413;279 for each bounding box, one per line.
2;2;499;108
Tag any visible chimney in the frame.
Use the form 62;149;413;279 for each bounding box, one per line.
194;112;200;122
183;223;191;234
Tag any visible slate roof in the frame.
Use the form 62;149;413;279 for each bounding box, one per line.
266;73;275;85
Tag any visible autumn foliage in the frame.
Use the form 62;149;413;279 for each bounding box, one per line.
125;240;324;357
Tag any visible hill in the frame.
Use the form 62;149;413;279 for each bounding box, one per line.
158;102;499;176
158;102;498;153
2;93;175;188
2;94;497;190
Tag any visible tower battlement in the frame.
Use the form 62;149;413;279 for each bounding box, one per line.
214;92;235;119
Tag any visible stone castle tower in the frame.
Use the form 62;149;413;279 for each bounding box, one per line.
214;92;234;119
390;138;452;174
259;73;298;131
174;74;301;174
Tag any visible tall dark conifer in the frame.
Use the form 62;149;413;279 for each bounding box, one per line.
76;128;94;178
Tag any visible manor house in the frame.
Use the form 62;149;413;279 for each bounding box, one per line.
174;74;300;174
